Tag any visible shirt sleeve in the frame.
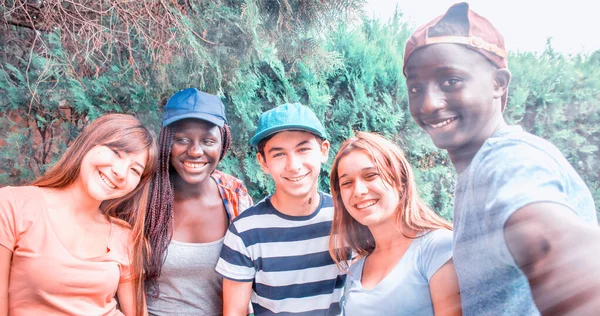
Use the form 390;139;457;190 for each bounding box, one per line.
0;186;18;251
475;142;572;229
473;141;575;264
420;229;453;281
215;222;255;282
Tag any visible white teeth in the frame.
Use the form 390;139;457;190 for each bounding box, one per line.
99;172;116;189
184;162;206;169
287;174;308;182
429;117;456;128
356;200;377;209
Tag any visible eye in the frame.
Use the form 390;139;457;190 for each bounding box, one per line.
272;152;284;158
203;139;217;146
131;168;142;177
175;137;190;144
298;147;311;153
111;148;121;158
408;84;422;95
340;180;353;187
442;78;462;88
365;173;379;180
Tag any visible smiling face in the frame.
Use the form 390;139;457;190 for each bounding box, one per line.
169;119;222;185
77;145;148;202
405;43;509;159
258;130;329;201
337;149;400;228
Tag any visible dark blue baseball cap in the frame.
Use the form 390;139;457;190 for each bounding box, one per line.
250;103;327;147
162;88;227;127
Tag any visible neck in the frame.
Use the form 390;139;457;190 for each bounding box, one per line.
172;174;216;200
369;217;413;251
270;188;320;217
54;185;103;216
449;116;507;173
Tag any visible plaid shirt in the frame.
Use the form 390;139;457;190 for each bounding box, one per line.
212;170;253;222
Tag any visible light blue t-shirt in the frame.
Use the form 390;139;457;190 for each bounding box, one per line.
453;125;597;316
342;229;453;316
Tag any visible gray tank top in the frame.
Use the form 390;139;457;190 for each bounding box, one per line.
147;237;225;316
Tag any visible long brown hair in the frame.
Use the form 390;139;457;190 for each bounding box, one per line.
144;120;231;297
32;113;158;316
328;131;451;271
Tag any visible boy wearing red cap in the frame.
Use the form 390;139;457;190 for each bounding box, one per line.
404;2;600;315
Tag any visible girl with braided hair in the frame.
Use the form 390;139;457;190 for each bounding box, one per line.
145;88;252;315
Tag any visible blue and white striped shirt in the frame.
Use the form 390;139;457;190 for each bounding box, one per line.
216;192;345;315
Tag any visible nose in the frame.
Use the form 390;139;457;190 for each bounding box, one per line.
111;159;127;180
286;153;302;171
420;85;446;114
353;179;368;197
188;143;204;157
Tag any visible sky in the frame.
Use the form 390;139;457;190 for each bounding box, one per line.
365;0;600;54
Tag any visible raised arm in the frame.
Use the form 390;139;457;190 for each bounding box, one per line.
222;278;252;316
505;202;600;315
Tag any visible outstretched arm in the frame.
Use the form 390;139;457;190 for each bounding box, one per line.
505;202;600;315
222;278;252;316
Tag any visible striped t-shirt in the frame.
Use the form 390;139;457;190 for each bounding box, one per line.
216;192;345;315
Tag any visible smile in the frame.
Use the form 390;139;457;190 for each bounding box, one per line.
99;172;116;189
427;117;457;129
285;173;309;182
183;161;207;169
355;199;377;209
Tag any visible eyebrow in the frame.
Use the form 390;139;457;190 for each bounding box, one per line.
267;140;312;154
338;166;377;179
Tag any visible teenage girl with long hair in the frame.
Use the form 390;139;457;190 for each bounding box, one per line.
144;88;252;315
329;131;461;315
0;113;158;316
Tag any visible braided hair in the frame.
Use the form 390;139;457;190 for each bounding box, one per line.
144;122;231;297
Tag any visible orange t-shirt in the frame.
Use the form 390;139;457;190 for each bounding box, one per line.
0;186;133;315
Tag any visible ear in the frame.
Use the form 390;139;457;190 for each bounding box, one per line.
493;68;511;99
256;152;270;174
320;140;331;164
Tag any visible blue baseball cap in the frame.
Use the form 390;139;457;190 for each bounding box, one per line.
250;103;327;147
162;88;227;127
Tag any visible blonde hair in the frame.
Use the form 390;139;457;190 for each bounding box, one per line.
328;131;451;270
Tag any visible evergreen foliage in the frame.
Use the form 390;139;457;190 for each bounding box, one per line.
1;3;598;219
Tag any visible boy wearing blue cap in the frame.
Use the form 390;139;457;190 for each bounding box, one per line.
404;2;600;315
216;103;345;315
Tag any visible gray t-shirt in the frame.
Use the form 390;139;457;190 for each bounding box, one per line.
453;125;597;315
342;229;453;316
147;237;225;316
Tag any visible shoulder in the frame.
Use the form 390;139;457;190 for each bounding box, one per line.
476;126;567;173
420;229;453;251
230;198;274;223
213;170;247;191
0;185;45;216
1;185;41;201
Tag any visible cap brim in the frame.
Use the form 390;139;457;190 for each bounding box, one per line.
163;113;225;127
250;124;327;147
